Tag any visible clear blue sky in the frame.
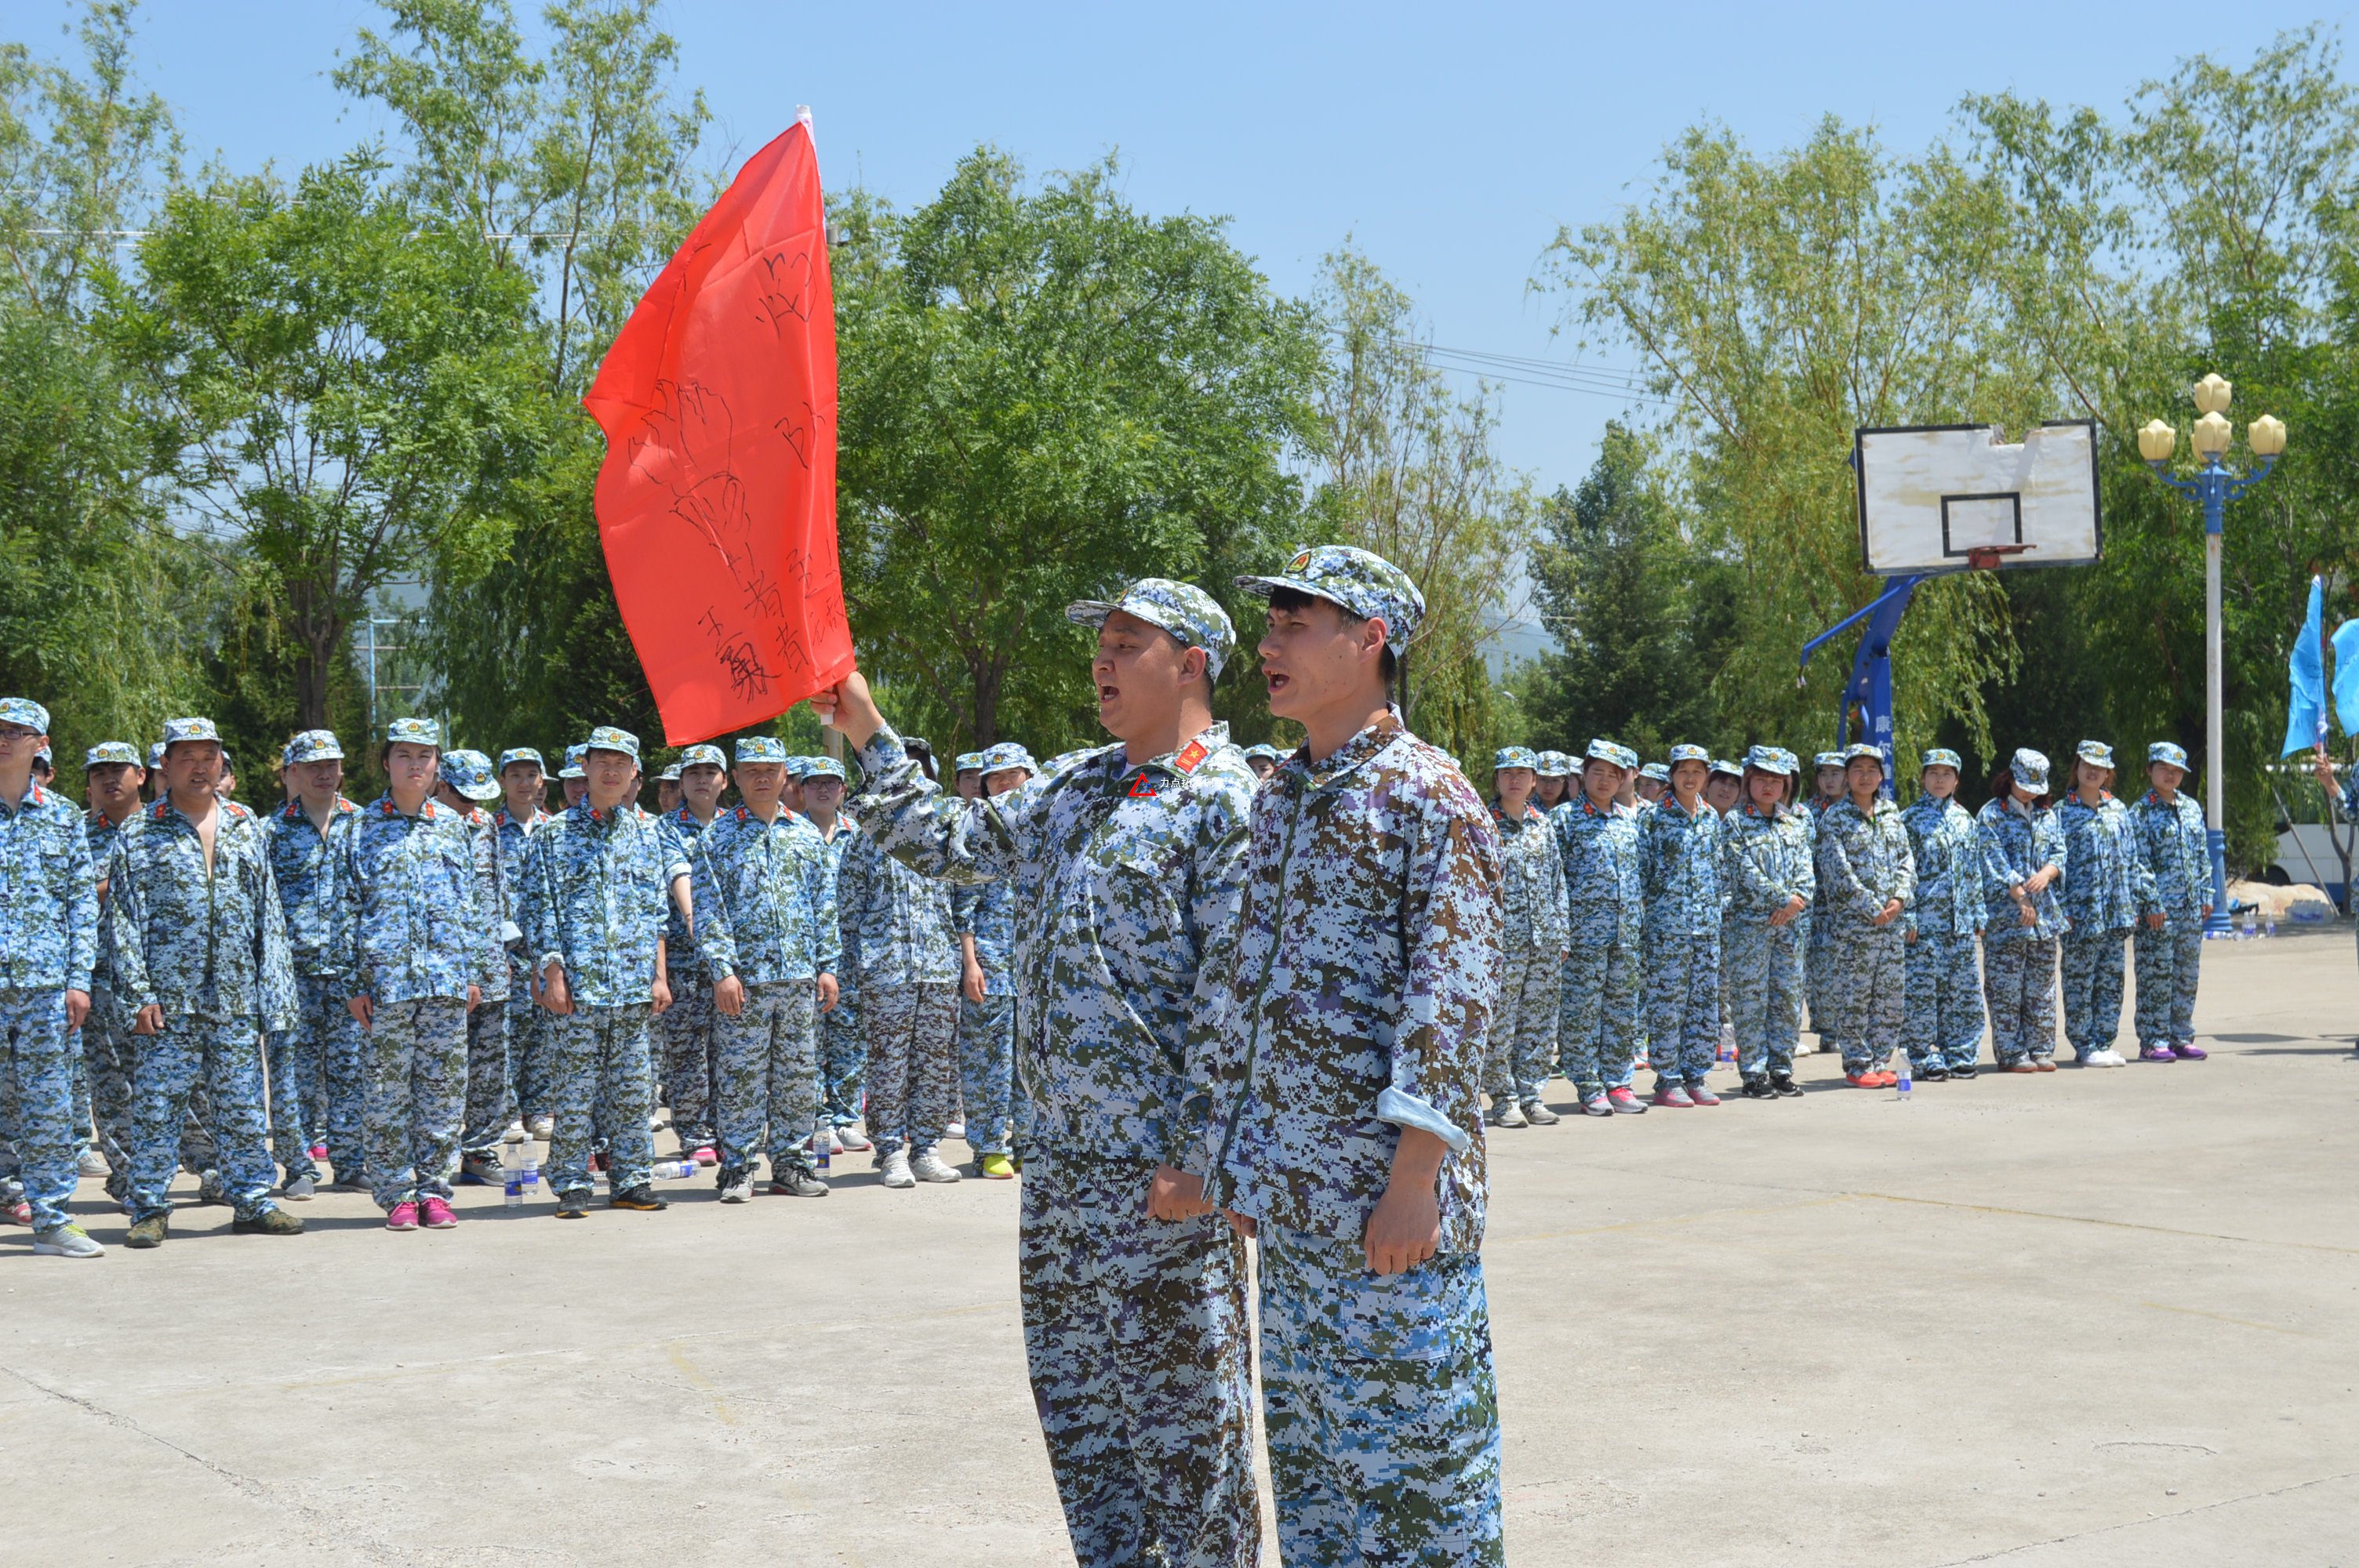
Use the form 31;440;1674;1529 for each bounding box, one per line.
10;0;2350;644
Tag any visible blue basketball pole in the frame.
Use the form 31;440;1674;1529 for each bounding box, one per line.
1799;574;1923;799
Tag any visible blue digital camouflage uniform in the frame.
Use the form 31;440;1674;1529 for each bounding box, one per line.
1899;765;1986;1073
2131;745;2208;1052
809;808;865;1129
81;781;144;1192
1554;743;1645;1102
2056;745;2139;1062
1814;768;1917;1075
951;865;1018;1157
336;779;500;1211
656;795;722;1151
436;749;518;1163
1718;752;1816;1082
262;759;362;1186
1209;707;1505;1567
693;756;840;1188
1801;753;1844;1040
514;746;689;1201
0;749;100;1236
107;768;298;1223
1978;753;2070;1066
1485;780;1568;1112
1639;764;1723;1091
854;570;1260;1568
493;786;554;1123
834;816;960;1159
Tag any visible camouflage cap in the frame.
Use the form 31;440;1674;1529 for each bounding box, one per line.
680;743;726;771
1639;760;1670;782
2011;747;2052;790
1582;739;1635;771
1236;545;1426;650
559;743;587;780
438;749;500;801
147;742;165;770
1533;750;1573;776
34;744;51;767
1492;746;1540;771
954;751;987;773
1841;742;1887;770
658;762;683;782
162;717;220;748
1242;742;1287;763
801;756;847;782
2149;741;2190;770
0;698;51;733
499;746;546;775
1813;751;1845;770
735;735;787;765
385;717;442;748
782;755;812;778
1065;578;1237;680
980;742;1037;775
1743;744;1797;776
84;741;140;769
286;729;343;765
2074;739;2116;770
1667;743;1710;765
585;725;638;762
1921;747;1963;771
1710;757;1745;779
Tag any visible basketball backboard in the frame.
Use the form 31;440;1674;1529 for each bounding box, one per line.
1854;420;2102;578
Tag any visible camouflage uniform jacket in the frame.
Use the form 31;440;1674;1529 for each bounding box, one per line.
852;721;1254;1168
2130;789;2209;920
335;796;503;1003
1492;801;1568;952
0;780;97;994
1718;802;1816;918
660;804;716;978
692;805;840;985
83;806;133;999
1552;795;1643;947
1977;798;2070;943
834;817;960;986
1209;717;1500;1255
1639;793;1722;937
264;796;359;977
493;804;551;975
458;802;518;949
514;799;689;1007
811;814;860;990
105;797;295;1029
1814;797;1917;926
1899;796;1985;938
2056;790;2140;934
951;875;1016;979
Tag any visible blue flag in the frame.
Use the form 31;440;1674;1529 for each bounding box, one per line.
2333;619;2359;735
2284;575;2328;756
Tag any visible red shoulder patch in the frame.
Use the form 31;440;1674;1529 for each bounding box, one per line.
1172;739;1209;776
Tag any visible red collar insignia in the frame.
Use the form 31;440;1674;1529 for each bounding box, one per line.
1172;739;1209;775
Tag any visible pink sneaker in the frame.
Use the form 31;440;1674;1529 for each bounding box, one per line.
2139;1044;2177;1062
385;1201;420;1231
308;1143;329;1161
1652;1084;1696;1109
1685;1082;1721;1106
421;1196;457;1229
690;1145;718;1167
2174;1040;2208;1060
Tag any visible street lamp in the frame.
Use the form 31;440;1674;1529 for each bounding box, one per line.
2139;375;2284;936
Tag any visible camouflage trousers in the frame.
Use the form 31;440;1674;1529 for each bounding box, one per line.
656;968;716;1149
958;981;1015;1157
545;1003;654;1196
0;989;81;1232
820;986;864;1127
1557;939;1640;1098
1020;1149;1259;1567
862;981;958;1157
713;980;820;1181
2133;919;2203;1049
267;972;361;1183
1983;937;2060;1065
127;1012;278;1223
1723;916;1805;1079
1804;909;1832;1036
304;971;369;1176
1825;921;1906;1073
1904;930;1985;1070
1258;1225;1505;1566
362;996;467;1210
1643;930;1721;1088
83;988;136;1186
1483;942;1558;1105
508;971;551;1121
459;997;512;1156
2060;927;2129;1058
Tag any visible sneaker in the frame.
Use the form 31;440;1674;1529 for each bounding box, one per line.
835;1125;873;1152
879;1149;916;1189
2139;1044;2177;1062
910;1149;962;1184
554;1188;591;1219
944;1120;965;1141
282;1174;317;1201
526;1114;554;1139
0;1197;28;1225
1920;1062;1950;1082
1487;1100;1528;1129
385;1202;420;1232
1686;1082;1721;1106
2085;1047;2127;1068
1845;1071;1875;1087
2032;1055;2058;1073
1521;1099;1561;1126
1950;1062;1978;1080
1580;1092;1614;1117
329;1167;369;1192
1739;1076;1776;1100
979;1152;1016;1179
195;1169;227;1206
459;1152;503;1186
1652;1085;1695;1109
75;1149;107;1178
690;1145;718;1167
421;1197;457;1229
2174;1040;2208;1061
232;1208;304;1236
1771;1073;1804;1098
33;1222;103;1258
308;1142;329;1161
768;1170;830;1197
609;1184;668;1211
1606;1087;1648;1114
122;1214;169;1249
719;1173;754;1203
2005;1058;2039;1074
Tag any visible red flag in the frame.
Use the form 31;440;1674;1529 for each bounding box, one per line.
584;114;852;746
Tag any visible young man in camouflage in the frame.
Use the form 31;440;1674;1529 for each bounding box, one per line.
1641;743;1725;1107
1719;746;1816;1098
2152;742;2218;1059
80;739;147;1198
0;699;104;1256
1899;749;1987;1080
1481;746;1565;1129
951;741;1030;1177
1803;749;1845;1047
340;720;500;1229
795;757;868;1154
495;748;555;1138
1212;546;1505;1564
434;749;520;1185
1555;739;1648;1116
109;717;303;1248
692;735;838;1202
816;578;1262;1566
261;728;361;1199
514;726;683;1218
1814;743;1917;1087
656;742;729;1160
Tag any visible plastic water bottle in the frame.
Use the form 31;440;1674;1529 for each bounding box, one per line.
812;1115;831;1174
651;1158;698;1181
520;1145;540;1197
1717;1023;1736;1065
2241;906;2257;940
500;1137;527;1207
1895;1055;1913;1102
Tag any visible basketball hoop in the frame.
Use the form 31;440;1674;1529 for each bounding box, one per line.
1965;543;2037;572
1852;422;2101;577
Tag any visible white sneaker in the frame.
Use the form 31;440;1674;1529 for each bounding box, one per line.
910;1149;962;1184
719;1177;753;1203
525;1114;554;1139
835;1125;873;1152
879;1149;916;1189
944;1120;965;1141
75;1149;107;1178
2085;1047;2128;1068
33;1223;104;1258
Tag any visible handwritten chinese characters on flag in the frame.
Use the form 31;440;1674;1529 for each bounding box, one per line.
584;113;853;746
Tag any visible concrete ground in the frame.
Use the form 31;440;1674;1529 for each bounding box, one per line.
4;929;2356;1567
